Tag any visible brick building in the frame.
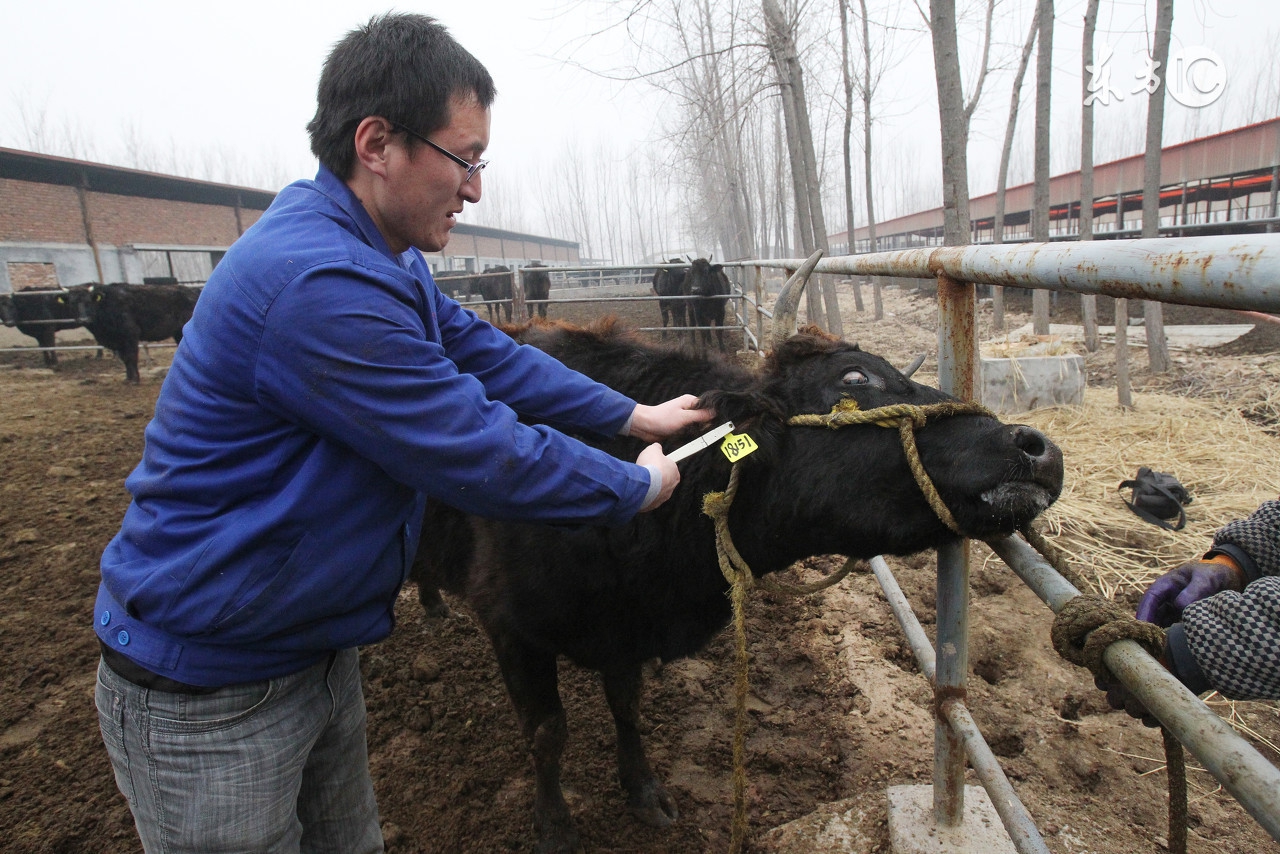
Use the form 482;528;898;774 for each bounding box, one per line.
0;147;579;295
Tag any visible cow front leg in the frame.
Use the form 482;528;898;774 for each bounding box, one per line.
601;665;678;827
492;635;580;854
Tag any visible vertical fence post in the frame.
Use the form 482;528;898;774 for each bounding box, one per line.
754;266;765;353
933;271;978;825
512;268;527;322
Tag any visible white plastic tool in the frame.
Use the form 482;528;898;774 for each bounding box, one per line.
665;421;736;463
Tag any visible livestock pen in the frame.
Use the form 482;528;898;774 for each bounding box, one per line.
729;235;1280;853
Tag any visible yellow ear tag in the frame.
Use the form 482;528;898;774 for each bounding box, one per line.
720;432;759;462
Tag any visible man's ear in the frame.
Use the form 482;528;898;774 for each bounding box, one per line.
353;116;396;180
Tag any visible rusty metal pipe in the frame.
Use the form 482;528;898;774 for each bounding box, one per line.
735;235;1280;313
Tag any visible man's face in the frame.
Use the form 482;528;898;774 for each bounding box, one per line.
376;96;490;254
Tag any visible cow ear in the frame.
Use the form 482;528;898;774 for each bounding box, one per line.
695;389;785;464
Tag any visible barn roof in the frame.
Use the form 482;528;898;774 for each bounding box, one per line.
0;146;578;250
0;147;278;210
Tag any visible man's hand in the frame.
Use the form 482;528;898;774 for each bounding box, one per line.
628;395;714;443
636;443;679;511
1136;554;1246;627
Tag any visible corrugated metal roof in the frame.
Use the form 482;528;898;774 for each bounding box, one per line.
834;117;1280;244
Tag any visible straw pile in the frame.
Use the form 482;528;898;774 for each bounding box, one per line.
1010;387;1280;600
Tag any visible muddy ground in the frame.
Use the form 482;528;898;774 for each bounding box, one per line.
1;283;1278;853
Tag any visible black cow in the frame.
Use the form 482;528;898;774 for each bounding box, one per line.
523;262;551;319
650;258;689;340
686;257;731;354
476;265;514;323
69;283;200;383
410;260;1064;853
0;287;90;367
434;270;478;301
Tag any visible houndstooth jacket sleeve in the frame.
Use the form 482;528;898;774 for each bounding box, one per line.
1180;500;1280;700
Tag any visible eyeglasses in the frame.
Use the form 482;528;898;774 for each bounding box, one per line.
392;122;488;183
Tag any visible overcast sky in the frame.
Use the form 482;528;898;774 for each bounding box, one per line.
0;1;660;186
3;1;1277;236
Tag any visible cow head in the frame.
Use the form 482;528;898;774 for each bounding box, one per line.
0;294;14;327
687;254;1062;565
686;257;729;298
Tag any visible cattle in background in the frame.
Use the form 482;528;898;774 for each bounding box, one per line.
69;283;200;383
411;260;1064;853
475;265;514;324
0;287;90;367
650;258;689;340
686;257;732;354
434;270;478;301
522;262;551;319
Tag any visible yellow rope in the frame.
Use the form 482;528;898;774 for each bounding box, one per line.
787;399;995;536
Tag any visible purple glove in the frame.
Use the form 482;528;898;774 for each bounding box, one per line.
1135;557;1245;627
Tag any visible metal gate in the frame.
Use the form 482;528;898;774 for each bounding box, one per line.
730;235;1280;851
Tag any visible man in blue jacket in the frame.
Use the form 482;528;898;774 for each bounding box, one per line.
93;13;711;853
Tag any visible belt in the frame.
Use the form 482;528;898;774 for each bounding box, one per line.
99;642;219;694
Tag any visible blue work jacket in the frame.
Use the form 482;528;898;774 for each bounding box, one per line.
94;167;649;687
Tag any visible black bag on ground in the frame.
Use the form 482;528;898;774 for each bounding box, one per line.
1119;467;1192;531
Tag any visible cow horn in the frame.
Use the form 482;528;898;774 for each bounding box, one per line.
903;353;927;378
770;250;823;349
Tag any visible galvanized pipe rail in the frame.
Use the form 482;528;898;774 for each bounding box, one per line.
731;235;1280;847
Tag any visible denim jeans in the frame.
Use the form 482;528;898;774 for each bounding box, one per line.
95;647;383;854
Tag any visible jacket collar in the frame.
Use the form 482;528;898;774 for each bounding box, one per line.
313;165;407;265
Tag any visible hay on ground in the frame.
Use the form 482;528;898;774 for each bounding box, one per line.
1009;387;1280;599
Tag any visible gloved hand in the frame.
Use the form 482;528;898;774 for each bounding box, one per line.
1135;554;1246;628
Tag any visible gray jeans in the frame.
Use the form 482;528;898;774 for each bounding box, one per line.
95;647;383;854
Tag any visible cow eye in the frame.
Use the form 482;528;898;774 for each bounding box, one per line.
841;369;869;386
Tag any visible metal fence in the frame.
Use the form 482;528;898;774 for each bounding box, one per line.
508;263;756;348
728;235;1280;851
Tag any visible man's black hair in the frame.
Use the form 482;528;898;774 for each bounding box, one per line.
307;13;496;179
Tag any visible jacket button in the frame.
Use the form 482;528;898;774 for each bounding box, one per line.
117;630;130;646
100;611;111;626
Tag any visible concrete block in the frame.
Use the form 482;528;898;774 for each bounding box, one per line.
980;354;1085;414
757;798;880;853
887;785;1017;854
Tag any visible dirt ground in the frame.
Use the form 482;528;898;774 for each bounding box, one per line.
1;283;1278;854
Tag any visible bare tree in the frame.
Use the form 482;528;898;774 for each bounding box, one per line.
838;0;865;312
991;6;1040;331
856;0;890;319
1079;0;1101;352
928;0;995;246
1142;0;1173;374
1031;0;1053;335
762;0;841;335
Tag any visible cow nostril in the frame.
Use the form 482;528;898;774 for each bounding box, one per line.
1012;426;1048;460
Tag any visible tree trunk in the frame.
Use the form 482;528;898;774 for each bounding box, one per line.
1031;0;1054;335
839;0;864;311
1143;0;1173;373
763;0;836;332
1079;0;1101;352
858;0;882;319
1116;298;1132;407
930;0;971;247
993;8;1040;332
